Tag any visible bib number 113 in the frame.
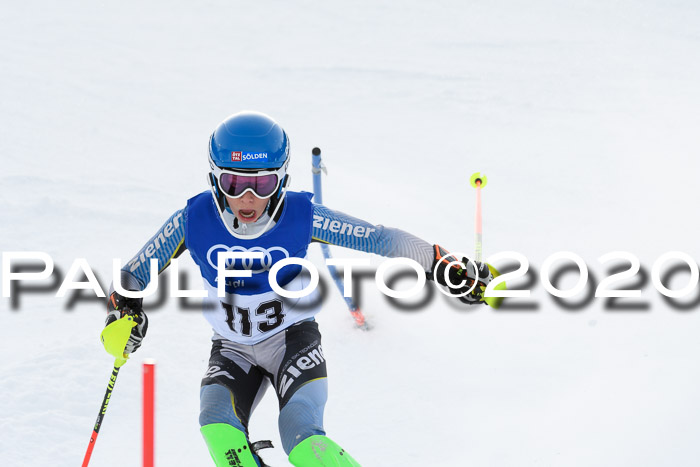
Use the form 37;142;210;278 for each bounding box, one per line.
222;299;285;336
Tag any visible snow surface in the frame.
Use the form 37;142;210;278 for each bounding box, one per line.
2;1;700;466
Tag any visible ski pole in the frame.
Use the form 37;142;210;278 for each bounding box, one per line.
82;315;136;465
81;362;124;467
312;147;368;329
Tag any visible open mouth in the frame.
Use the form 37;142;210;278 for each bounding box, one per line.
238;209;257;220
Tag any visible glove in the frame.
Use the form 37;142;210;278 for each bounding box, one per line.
430;245;493;305
105;291;148;354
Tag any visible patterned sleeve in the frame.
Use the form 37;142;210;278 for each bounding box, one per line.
115;208;188;292
311;203;434;271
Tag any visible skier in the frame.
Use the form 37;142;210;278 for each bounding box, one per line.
102;111;492;466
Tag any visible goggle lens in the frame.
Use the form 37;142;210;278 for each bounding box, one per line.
219;173;279;198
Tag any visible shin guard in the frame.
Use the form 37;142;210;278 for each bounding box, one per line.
200;423;260;467
288;435;360;466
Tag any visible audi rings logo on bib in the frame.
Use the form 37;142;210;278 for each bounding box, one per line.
206;244;290;273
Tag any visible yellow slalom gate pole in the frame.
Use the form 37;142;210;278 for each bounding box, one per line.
470;172;488;262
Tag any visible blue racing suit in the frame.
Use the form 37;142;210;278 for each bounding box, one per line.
115;190;435;454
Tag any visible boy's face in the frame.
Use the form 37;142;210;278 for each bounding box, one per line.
226;192;268;223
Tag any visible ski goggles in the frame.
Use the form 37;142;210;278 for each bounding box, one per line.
214;166;285;199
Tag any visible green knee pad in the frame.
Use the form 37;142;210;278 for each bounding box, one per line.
288;435;361;466
200;423;259;467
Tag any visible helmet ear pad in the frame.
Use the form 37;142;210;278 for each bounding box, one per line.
208;172;227;214
267;174;290;219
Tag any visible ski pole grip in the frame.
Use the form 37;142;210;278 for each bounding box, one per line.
101;316;137;366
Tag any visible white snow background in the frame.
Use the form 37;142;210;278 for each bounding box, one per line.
2;1;700;466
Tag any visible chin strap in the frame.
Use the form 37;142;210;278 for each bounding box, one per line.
229;186;288;240
245;185;287;239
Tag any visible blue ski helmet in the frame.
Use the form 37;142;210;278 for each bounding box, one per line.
207;111;291;232
209;111;289;170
